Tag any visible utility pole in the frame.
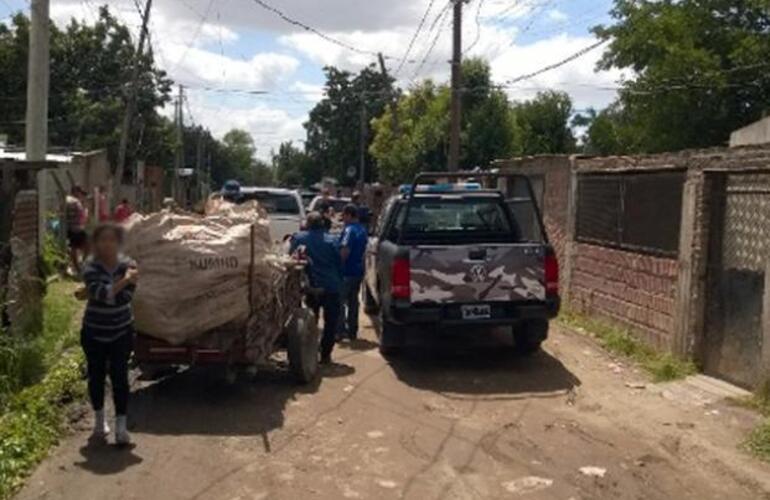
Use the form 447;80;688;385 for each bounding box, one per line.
448;0;466;172
377;52;399;135
114;0;153;206
359;103;367;186
26;0;49;163
196;128;203;203
173;84;184;204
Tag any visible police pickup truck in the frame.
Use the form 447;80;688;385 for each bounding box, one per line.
363;173;560;355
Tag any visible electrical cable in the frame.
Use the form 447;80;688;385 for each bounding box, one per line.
394;0;440;76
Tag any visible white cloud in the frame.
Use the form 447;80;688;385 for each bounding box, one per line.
547;9;569;23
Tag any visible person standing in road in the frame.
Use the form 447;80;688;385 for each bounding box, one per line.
65;186;89;274
290;212;343;364
338;205;368;341
113;198;134;223
80;224;138;445
351;190;371;230
316;187;335;232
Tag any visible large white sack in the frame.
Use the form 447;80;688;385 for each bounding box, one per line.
123;202;278;345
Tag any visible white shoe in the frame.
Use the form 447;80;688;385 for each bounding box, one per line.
115;416;131;445
91;410;110;439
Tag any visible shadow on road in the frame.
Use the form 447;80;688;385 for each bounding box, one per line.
388;328;581;398
129;364;325;438
75;440;143;475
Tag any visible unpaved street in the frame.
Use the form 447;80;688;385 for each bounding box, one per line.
18;318;770;500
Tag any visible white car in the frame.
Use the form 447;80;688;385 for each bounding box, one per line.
237;187;306;243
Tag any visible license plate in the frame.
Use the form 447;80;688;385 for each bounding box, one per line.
461;304;491;320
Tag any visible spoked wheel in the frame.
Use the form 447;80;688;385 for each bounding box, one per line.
287;308;320;384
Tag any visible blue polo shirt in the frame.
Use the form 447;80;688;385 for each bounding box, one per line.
340;222;367;278
290;229;343;293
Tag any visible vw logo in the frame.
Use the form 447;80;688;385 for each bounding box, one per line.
469;264;488;283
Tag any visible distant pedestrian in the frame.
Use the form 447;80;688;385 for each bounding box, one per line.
338;204;367;341
97;186;110;222
290;212;343;364
113;198;134;223
316;187;335;231
351;190;371;230
65;186;89;274
81;223;138;446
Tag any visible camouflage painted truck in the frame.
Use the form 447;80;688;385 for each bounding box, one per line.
363;172;560;355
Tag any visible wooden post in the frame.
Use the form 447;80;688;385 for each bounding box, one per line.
673;172;700;357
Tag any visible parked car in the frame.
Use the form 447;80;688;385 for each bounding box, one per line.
307;195;351;215
235;187;306;243
363;173;560;355
299;190;317;210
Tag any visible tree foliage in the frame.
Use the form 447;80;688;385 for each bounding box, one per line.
370;59;575;184
304;64;396;185
0;8;172;167
273;141;316;187
593;0;770;153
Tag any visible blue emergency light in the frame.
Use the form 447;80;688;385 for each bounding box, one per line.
399;182;482;195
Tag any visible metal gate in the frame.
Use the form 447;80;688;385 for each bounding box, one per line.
705;172;770;388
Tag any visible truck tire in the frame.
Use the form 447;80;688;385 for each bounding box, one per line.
514;319;549;356
287;309;320;384
363;283;379;314
378;310;405;357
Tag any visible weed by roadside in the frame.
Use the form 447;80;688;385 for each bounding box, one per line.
0;279;85;499
733;381;770;462
558;310;696;382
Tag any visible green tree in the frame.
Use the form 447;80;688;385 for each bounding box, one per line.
370;59;525;183
512;90;576;155
0;8;172;170
594;0;770;152
304;64;396;184
273;141;316;187
208;129;273;187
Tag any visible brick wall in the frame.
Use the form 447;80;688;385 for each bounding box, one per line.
569;243;678;349
11;190;38;247
494;155;572;288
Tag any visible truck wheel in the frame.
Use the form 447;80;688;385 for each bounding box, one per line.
514;319;549;355
287;309;320;384
378;311;404;357
363;284;379;314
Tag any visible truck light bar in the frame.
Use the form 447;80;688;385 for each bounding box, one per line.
399;182;482;195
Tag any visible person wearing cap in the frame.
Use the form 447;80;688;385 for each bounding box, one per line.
338;204;368;341
66;185;89;274
290;212;343;364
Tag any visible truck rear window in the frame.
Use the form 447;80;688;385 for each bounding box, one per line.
235;192;301;215
390;197;521;243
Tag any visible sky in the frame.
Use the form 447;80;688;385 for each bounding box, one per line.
2;0;624;160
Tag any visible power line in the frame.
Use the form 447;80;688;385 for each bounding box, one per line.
502;38;607;85
249;0;408;63
410;2;453;82
464;0;486;55
394;0;439;76
172;0;216;72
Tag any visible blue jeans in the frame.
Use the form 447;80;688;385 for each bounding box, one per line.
339;276;363;339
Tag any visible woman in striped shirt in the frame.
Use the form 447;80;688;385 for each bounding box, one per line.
81;223;138;445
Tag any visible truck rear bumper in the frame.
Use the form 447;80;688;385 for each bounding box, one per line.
388;298;560;327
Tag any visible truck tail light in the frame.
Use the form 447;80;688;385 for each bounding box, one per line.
391;257;411;300
545;250;559;297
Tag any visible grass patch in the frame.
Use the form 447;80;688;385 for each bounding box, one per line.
558;309;696;382
737;381;770;462
0;279;85;498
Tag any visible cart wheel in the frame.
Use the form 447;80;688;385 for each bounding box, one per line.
287;308;319;384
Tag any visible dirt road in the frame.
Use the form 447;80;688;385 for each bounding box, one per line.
17;317;770;500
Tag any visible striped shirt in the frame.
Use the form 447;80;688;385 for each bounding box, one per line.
82;255;136;342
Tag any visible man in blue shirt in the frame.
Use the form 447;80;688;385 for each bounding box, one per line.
290;212;343;364
338;204;368;340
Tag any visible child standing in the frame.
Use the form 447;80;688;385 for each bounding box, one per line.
81;224;138;445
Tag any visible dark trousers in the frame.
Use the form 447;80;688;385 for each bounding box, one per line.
339;276;363;338
318;292;341;358
81;331;133;415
